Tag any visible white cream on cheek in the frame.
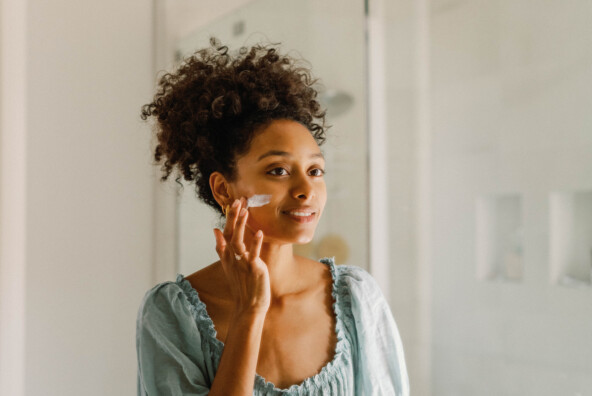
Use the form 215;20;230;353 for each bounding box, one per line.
246;194;272;208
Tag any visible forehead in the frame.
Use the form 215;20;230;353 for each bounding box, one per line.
244;119;322;159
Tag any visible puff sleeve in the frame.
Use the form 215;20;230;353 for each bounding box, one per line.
136;282;211;396
339;266;410;396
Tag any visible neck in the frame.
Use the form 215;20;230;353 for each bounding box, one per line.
259;241;301;300
242;229;305;300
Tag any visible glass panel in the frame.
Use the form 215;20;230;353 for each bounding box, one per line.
174;0;368;276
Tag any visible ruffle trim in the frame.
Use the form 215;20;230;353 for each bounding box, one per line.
175;257;351;394
175;273;221;362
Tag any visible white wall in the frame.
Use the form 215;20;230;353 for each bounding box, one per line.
1;0;155;394
429;0;592;394
384;1;592;395
0;0;27;394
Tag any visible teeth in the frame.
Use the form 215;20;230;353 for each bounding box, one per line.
288;211;313;217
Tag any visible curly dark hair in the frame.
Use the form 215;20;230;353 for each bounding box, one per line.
141;38;327;215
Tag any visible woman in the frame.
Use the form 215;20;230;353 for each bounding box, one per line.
136;39;409;396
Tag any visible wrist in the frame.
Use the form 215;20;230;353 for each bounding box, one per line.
232;309;267;324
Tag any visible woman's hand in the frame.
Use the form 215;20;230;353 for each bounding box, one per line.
213;198;271;317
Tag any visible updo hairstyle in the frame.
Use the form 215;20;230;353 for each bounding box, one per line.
141;39;327;215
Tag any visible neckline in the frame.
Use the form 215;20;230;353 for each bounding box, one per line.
176;257;347;392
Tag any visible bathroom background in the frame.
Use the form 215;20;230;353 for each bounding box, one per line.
1;0;590;395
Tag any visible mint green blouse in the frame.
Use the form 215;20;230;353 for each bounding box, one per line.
136;258;409;395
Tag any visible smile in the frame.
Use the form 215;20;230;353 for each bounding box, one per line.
281;210;317;223
288;211;314;216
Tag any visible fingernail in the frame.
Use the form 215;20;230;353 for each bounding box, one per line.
232;200;240;208
256;230;262;238
240;208;247;216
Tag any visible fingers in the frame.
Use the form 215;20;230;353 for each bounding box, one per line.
249;230;264;262
219;197;251;262
223;199;241;240
214;211;264;293
213;228;228;259
231;207;248;256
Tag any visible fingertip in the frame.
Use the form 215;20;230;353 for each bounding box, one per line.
256;230;264;246
251;230;263;259
214;228;225;243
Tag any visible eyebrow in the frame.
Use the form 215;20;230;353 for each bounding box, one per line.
256;150;325;162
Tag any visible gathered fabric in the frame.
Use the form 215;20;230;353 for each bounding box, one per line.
136;258;409;395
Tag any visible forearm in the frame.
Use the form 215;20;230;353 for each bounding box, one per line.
209;312;265;396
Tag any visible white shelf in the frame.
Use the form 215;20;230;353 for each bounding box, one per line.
476;194;524;281
550;190;592;287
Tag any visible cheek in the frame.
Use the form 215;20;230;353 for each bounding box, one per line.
245;205;276;232
317;184;328;213
232;176;264;199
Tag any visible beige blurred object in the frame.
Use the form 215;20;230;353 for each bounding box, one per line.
293;241;316;259
317;233;350;265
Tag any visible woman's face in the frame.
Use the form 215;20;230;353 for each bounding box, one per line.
230;119;327;245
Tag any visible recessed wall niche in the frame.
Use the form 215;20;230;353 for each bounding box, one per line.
476;194;524;281
550;190;592;287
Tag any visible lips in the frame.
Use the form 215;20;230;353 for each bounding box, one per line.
281;207;317;223
285;210;315;216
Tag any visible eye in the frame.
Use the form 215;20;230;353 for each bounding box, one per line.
267;167;289;176
309;168;325;177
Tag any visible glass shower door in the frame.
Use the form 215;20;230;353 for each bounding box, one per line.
174;0;369;276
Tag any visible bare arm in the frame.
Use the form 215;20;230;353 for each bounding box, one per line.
208;198;270;396
209;312;265;395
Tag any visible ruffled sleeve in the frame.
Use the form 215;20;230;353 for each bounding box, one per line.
338;265;410;396
136;280;211;396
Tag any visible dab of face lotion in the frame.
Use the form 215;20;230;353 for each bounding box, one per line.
246;194;271;208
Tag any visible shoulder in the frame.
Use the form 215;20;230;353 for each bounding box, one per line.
331;263;390;317
335;264;381;294
137;277;194;325
184;261;230;302
139;280;183;309
318;257;376;288
335;264;372;281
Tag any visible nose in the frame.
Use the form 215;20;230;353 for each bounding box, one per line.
291;171;314;201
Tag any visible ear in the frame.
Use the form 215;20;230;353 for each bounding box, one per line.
209;171;233;209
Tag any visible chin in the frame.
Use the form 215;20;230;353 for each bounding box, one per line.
292;233;315;245
261;230;316;245
250;215;317;245
294;235;313;245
